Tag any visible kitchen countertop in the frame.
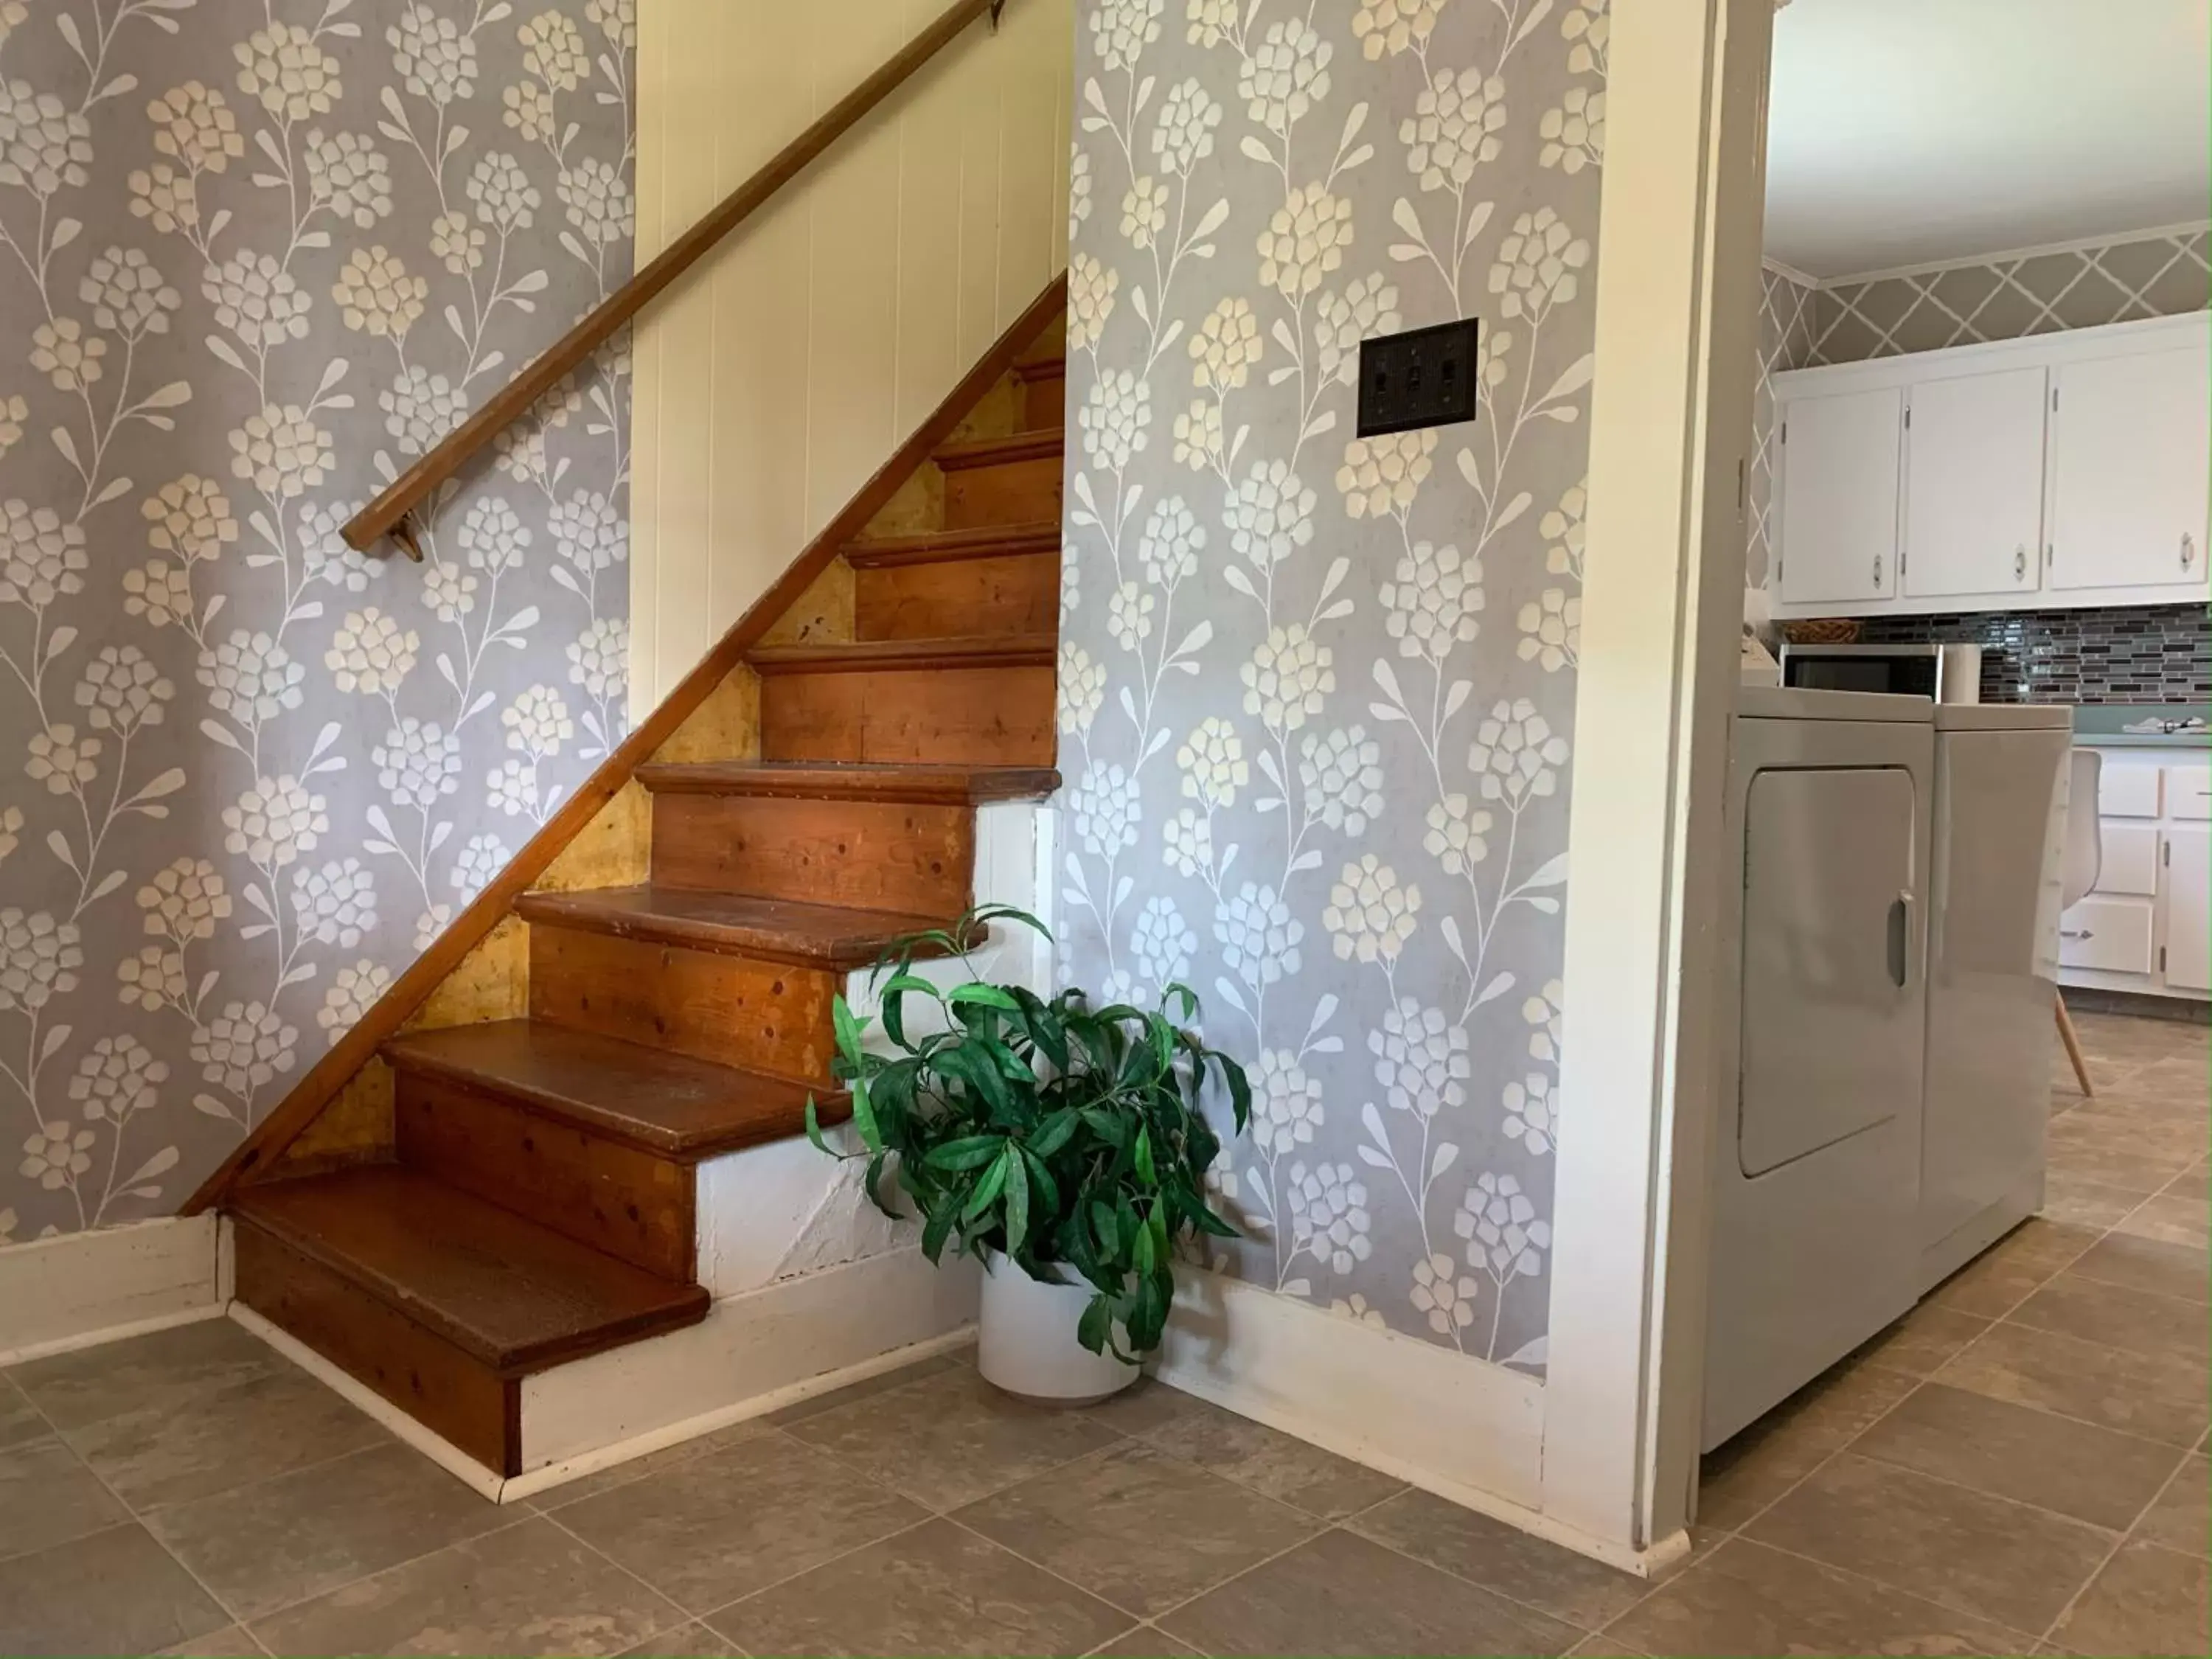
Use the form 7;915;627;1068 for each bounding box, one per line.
2069;704;2211;748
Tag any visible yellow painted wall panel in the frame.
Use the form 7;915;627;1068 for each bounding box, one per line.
632;0;1070;712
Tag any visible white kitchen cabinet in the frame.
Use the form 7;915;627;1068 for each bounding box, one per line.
2048;341;2212;591
2062;747;2211;1003
2164;828;2211;992
1770;313;2211;619
1776;386;1902;608
1904;366;2047;599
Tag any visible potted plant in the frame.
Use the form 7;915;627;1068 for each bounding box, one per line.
805;905;1251;1402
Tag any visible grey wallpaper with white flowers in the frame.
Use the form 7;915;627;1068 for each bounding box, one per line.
0;0;631;1242
1059;0;1605;1372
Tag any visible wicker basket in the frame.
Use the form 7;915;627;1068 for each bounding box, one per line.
1780;618;1863;646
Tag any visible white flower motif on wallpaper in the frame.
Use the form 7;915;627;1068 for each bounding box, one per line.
1062;0;1605;1370
0;0;632;1238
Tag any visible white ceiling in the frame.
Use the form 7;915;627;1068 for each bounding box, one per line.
1764;0;2211;279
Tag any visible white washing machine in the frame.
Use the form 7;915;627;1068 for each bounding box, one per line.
1919;704;2073;1290
1703;686;1935;1451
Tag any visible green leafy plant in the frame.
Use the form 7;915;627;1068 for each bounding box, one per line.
805;905;1251;1359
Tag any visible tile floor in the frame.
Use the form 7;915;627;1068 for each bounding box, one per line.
0;1009;2202;1658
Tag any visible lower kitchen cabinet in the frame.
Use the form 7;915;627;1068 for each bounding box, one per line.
2060;748;2212;1002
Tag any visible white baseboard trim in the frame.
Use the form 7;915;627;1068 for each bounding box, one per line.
520;1245;980;1477
0;1217;225;1366
1154;1267;1681;1579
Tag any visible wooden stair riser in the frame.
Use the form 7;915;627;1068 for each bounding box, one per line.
529;922;840;1082
234;1221;520;1475
1018;366;1065;430
394;1071;696;1281
652;792;976;915
855;552;1059;641
944;452;1062;528
760;664;1056;765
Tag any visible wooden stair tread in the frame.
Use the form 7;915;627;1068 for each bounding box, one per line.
1014;352;1065;378
635;759;1059;804
747;634;1057;674
382;1020;830;1158
231;1164;709;1374
515;885;971;969
844;521;1060;567
933;428;1065;470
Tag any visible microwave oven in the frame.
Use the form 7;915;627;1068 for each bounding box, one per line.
1776;642;1983;703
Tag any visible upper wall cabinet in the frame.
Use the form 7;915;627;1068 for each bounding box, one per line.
1904;366;2046;600
1770;313;2211;619
1776;386;1902;608
2048;340;2211;592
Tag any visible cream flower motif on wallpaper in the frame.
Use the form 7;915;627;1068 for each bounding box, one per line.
1062;0;1601;1367
0;0;632;1237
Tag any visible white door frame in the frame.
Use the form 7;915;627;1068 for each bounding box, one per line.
1540;0;1773;1557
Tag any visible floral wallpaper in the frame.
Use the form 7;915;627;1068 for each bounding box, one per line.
1059;0;1605;1372
0;0;632;1242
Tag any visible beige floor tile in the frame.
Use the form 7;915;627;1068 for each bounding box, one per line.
706;1517;1130;1658
2134;1455;2208;1557
613;1621;745;1658
2116;1192;2211;1250
2051;1541;2209;1659
156;1625;267;1657
1078;1376;1206;1436
144;1442;511;1621
6;1318;279;1433
2072;1013;2207;1065
2045;1129;2197;1197
0;1434;130;1560
1351;1487;1649;1630
1848;1380;2185;1530
1696;1360;1921;1531
1131;1396;1405;1519
0;1374;46;1449
2067;1232;2210;1305
1935;1317;2211;1448
2054;1105;2210;1165
62;1360;391;1513
956;1441;1317;1617
1564;1639;1653;1658
0;1521;231;1658
1161;1528;1582;1658
249;1514;683;1658
554;1432;925;1615
2009;1270;2212;1366
530;1419;777;1509
782;1364;1121;1510
1087;1625;1201;1658
1747;1453;2115;1632
1853;1303;1992;1377
1927;1220;2101;1318
1604;1537;2031;1658
2107;1057;2211;1106
2042;1175;2162;1231
2157;1164;2209;1203
761;1352;962;1427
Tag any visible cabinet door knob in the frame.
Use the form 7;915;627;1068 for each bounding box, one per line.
2015;545;2027;580
2184;533;2196;571
1873;554;1883;589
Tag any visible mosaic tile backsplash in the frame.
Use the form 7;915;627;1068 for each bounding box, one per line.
1854;605;2211;706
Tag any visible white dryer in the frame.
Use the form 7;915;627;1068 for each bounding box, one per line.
1703;686;1935;1451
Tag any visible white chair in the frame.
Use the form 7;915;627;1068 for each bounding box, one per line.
2056;748;2101;1097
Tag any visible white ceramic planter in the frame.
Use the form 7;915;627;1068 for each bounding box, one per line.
975;1251;1139;1404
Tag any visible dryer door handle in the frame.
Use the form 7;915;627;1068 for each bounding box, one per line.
1888;891;1913;989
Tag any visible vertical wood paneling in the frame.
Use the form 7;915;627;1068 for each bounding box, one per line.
632;0;1071;709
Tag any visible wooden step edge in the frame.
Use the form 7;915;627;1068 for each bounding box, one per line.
229;1186;711;1376
1013;353;1065;380
513;887;981;970
634;760;1061;805
844;521;1062;568
380;1030;847;1160
746;634;1058;675
933;428;1065;470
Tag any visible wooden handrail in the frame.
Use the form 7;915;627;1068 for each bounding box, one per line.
344;0;1009;558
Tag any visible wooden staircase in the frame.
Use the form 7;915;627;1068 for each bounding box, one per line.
226;334;1067;1478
